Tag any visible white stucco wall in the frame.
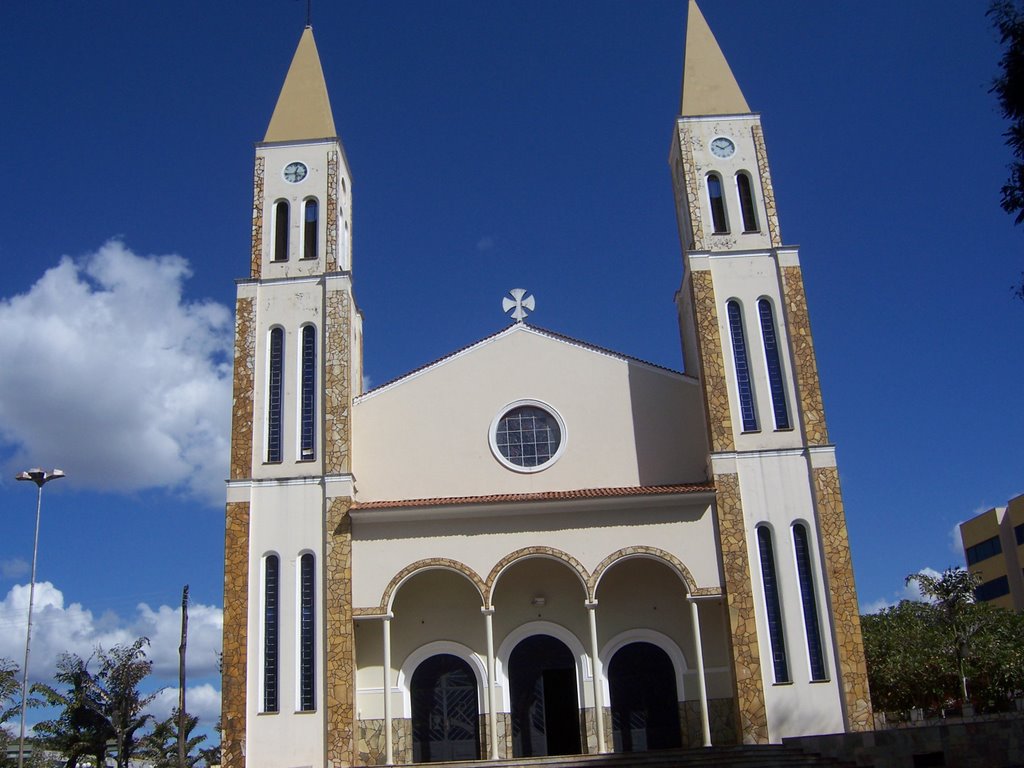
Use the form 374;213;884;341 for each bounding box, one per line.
351;325;708;502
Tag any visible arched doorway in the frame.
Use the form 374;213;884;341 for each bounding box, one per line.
608;642;682;752
509;635;582;757
410;654;481;762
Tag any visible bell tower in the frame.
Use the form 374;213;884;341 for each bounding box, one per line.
671;0;872;743
222;26;361;768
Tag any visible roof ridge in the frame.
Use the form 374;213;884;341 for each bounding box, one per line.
357;323;686;400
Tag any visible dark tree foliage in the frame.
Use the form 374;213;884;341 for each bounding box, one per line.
139;709;207;768
0;659;20;768
990;1;1024;297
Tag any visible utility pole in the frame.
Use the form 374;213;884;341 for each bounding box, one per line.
178;585;189;768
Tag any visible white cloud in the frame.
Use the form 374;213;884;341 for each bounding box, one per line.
949;521;966;556
0;240;232;505
148;684;222;725
0;582;222;685
860;566;942;614
1;558;29;579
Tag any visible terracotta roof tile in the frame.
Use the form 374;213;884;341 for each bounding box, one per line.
351;483;715;510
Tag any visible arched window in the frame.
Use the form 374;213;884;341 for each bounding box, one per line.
726;301;758;432
299;553;315;711
757;526;790;683
707;174;728;234
793;524;827;681
300;325;316;460
736;172;759;232
757;299;791;430
608;642;681;752
303;199;318;260
267;328;284;463
263;554;279;713
273;201;289;262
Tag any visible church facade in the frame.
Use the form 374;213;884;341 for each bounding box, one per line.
220;4;872;767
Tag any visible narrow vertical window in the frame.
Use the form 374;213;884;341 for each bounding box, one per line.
267;328;284;463
263;555;279;713
273;201;289;261
758;299;791;430
793;524;827;681
726;301;758;432
757;527;790;683
299;553;315;711
736;172;758;232
303;199;318;260
707;174;729;233
300;325;316;460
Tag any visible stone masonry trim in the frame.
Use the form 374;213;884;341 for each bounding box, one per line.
221;501;250;768
715;472;769;744
779;266;829;446
323;289;352;474
484;547;590;607
677;124;706;251
751;125;781;248
327;151;338;267
326;499;356;768
588;546;698;596
229;298;255;480
250;156;265;278
813;466;874;732
690;270;735;452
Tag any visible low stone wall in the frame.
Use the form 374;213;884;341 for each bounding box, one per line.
784;712;1024;768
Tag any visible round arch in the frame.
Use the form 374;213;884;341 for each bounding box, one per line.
495;620;589;712
599;628;688;704
589;546;697;597
397;640;488;719
381;558;486;613
485;547;590;606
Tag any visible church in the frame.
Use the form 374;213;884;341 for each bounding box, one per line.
220;3;873;767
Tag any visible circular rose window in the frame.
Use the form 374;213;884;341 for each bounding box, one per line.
489;400;566;472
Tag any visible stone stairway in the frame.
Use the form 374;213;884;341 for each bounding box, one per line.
421;746;859;768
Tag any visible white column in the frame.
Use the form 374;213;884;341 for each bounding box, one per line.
688;598;711;746
482;607;500;760
382;614;394;764
585;600;606;754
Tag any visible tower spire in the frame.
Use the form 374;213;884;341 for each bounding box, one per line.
264;26;337;142
680;0;750;116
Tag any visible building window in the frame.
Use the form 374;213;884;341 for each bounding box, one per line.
736;172;759;232
300;325;316;460
267;328;284;463
299;553;315;711
303;199;318;260
707;174;729;234
263;554;279;713
792;524;826;681
757;526;790;683
489;400;566;472
726;301;758;432
273;201;289;261
1015;522;1024;546
965;535;1002;566
758;299;791;430
974;575;1010;602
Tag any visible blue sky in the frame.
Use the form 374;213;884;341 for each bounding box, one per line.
1;0;1021;739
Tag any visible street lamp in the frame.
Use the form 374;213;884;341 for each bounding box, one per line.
14;468;65;768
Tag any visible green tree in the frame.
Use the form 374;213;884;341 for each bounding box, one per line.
989;0;1024;297
94;639;158;768
138;709;206;768
0;659;20;768
862;600;958;712
31;654;112;768
906;567;982;705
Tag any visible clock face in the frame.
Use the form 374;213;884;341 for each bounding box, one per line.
283;162;308;183
710;137;736;159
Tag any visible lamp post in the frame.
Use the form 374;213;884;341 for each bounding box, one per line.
14;468;65;768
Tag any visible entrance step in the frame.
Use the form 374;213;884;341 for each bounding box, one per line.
418;745;858;768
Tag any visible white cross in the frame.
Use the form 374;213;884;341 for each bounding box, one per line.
502;288;535;323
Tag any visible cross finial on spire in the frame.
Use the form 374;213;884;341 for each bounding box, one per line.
503;289;535;324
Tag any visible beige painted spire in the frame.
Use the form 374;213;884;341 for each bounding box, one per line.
680;0;750;116
264;26;337;142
